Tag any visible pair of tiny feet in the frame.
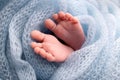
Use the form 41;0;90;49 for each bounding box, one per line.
31;11;85;62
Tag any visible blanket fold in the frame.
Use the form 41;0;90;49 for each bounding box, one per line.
1;0;120;80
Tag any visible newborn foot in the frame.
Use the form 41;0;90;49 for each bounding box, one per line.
31;30;74;62
45;11;85;50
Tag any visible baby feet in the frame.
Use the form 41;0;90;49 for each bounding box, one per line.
45;11;85;50
31;11;85;62
31;30;74;62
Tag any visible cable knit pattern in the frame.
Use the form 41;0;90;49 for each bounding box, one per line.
1;0;120;80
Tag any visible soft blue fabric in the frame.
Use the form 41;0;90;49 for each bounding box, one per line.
1;0;120;80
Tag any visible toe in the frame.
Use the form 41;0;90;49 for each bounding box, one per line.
65;13;73;21
71;17;79;24
31;30;45;41
58;11;65;20
37;48;47;58
45;19;57;31
45;19;67;38
35;47;56;62
31;42;42;48
34;47;41;54
52;14;60;22
46;53;55;62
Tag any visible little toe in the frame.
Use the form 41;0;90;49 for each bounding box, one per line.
46;53;55;62
71;17;79;24
31;42;42;48
58;11;65;20
31;30;45;41
45;19;57;31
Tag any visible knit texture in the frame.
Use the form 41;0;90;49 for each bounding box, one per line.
1;0;120;80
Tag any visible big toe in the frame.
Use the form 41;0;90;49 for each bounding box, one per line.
45;19;57;31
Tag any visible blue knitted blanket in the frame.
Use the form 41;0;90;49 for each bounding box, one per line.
1;0;120;80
